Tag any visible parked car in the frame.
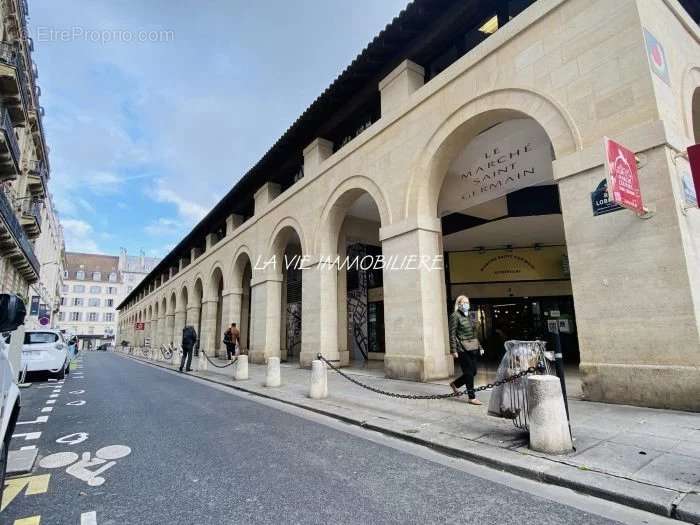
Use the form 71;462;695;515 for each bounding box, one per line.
0;293;26;509
22;329;70;380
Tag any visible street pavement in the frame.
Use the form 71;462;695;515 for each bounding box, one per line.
1;352;679;524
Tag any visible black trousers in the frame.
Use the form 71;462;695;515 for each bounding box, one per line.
225;343;235;360
453;350;478;399
180;346;193;371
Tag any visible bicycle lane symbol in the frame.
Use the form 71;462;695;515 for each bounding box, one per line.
38;445;132;487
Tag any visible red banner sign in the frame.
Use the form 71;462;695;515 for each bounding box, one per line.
135;322;145;330
604;137;644;214
688;144;700;205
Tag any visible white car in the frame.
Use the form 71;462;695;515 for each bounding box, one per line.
1;293;26;509
22;329;70;380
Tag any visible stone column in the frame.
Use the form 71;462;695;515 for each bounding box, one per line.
199;299;219;359
379;222;452;382
165;313;175;346
151;318;159;349
173;308;186;348
223;287;243;348
249;275;282;364
186;305;202;371
157;313;166;349
300;258;341;367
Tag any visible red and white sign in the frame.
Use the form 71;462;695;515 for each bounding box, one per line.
604;137;645;214
134;322;145;331
688;144;700;205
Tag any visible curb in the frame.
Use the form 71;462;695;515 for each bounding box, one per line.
116;351;693;522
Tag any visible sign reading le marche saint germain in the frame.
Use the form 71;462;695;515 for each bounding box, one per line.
438;118;553;216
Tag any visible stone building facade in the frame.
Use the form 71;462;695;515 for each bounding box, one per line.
118;0;700;410
0;0;52;305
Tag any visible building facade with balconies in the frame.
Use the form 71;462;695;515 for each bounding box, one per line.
0;0;52;302
118;0;700;411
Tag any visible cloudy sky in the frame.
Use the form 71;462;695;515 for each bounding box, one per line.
27;0;409;256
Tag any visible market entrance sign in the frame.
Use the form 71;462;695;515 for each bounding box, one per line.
604;137;645;215
439;118;553;216
135;322;145;330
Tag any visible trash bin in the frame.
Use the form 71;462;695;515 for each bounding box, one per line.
488;340;553;431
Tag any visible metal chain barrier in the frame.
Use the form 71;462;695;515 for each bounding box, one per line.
201;350;237;368
317;354;543;400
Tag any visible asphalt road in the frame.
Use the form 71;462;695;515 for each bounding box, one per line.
2;352;677;524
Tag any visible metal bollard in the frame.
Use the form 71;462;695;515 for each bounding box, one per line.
265;356;281;387
234;355;249;381
309;360;328;399
527;375;573;454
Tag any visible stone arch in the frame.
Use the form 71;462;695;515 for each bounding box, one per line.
681;66;700;142
315;175;391;256
168;291;177;314
405;88;581;218
179;284;189;310
267;216;308;263
191;277;204;307
205;263;225;300
230;245;253;287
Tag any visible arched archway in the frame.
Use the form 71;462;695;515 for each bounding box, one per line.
269;224;303;363
203;267;225;357
315;182;389;368
168;292;177;345
428;110;580;385
230;248;253;354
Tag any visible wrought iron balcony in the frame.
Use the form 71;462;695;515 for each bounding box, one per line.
0;41;28;125
26;159;47;197
17;196;41;238
0;106;20;180
0;184;39;281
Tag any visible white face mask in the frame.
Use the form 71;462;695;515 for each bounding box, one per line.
460;303;470;313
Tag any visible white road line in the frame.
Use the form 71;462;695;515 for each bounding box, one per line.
12;432;41;440
20;445;36;450
17;416;49;425
80;510;97;524
46;399;56;405
41;407;54;413
49;394;59;398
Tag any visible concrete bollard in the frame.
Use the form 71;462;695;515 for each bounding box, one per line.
527;375;573;454
265;357;281;387
198;351;208;372
234;355;249;381
309;360;328;399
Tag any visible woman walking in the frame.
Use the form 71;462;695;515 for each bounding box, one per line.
449;295;484;405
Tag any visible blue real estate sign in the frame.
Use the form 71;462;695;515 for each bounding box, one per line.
591;179;624;216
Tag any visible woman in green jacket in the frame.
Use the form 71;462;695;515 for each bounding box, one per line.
449;295;483;405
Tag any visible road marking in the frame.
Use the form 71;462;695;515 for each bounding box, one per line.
16;416;49;425
69;390;85;395
14;517;41;525
41;407;53;413
12;432;41;441
1;474;50;511
20;445;36;450
52;388;61;392
40;446;131;487
49;394;59;398
46;399;56;405
66;400;86;406
56;432;88;445
80;511;97;525
39;452;78;469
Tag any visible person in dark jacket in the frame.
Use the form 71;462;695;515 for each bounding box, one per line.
180;325;197;372
448;295;484;405
223;323;236;360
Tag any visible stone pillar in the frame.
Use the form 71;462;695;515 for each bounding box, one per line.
223;287;243;346
301;258;341;367
164;314;175;346
253;182;281;216
379;222;452;381
249;276;282;364
186;305;202;371
378;59;424;116
303;138;333;179
199;299;219;358
173;308;186;348
157;313;166;349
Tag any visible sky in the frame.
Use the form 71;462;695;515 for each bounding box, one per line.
27;0;409;257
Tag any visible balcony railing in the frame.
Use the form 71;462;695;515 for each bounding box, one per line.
18;197;41;228
0;41;30;111
0;183;40;274
1;106;20;165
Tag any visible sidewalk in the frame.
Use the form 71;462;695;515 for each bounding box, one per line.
120;349;700;523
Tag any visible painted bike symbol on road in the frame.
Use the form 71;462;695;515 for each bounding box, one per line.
56;432;89;445
39;445;131;486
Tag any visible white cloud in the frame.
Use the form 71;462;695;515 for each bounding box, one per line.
144;217;183;237
61;218;100;253
151;179;207;224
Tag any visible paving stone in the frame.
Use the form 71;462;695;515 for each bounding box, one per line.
673;439;700;459
676;492;700;524
608;431;680;452
567;441;662;476
634;453;700;492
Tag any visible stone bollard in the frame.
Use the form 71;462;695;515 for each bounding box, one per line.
309;360;328;399
234;355;249;381
265;357;281;387
527;375;573;454
198;351;208;372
